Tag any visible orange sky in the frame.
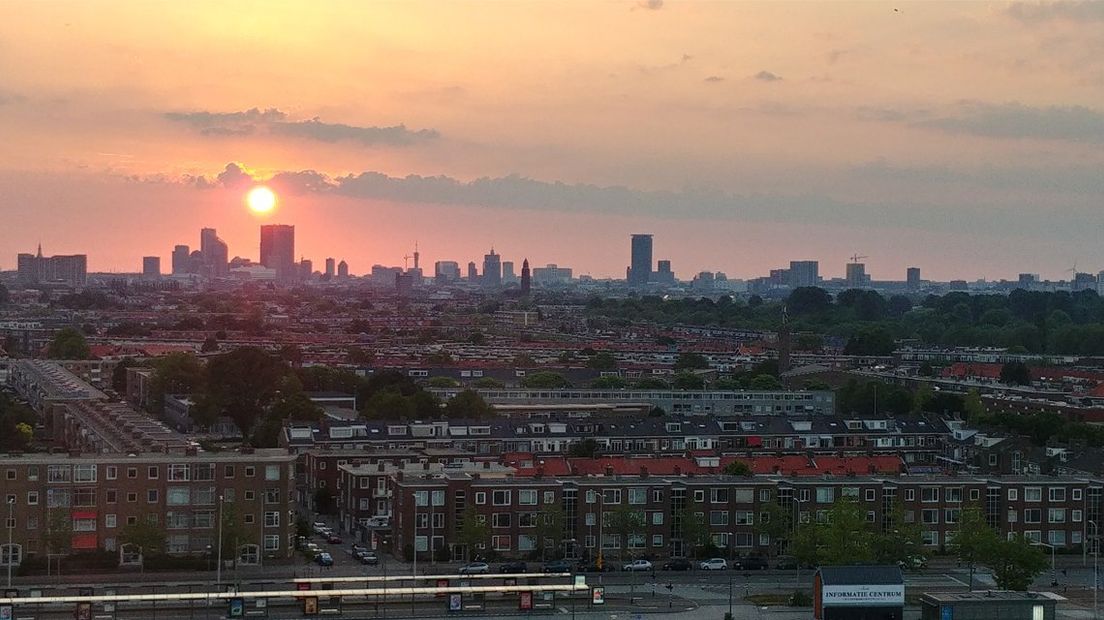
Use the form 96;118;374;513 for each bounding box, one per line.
1;1;1102;280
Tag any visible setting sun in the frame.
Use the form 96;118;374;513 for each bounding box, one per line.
246;186;276;214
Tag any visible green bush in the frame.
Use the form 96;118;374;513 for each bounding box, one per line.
789;590;812;607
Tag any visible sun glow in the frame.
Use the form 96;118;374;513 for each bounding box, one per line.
247;186;277;214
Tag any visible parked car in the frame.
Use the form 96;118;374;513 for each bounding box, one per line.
732;556;769;570
699;558;728;571
315;552;334;567
897;555;928;570
543;559;573;573
498;561;527;573
459;562;490;575
356;550;379;565
661;558;693;571
326;534;343;544
623;559;653;572
575;560;615;573
775;556;809;570
312;522;327;533
306;543;322;554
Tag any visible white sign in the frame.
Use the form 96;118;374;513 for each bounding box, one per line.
821;584;904;606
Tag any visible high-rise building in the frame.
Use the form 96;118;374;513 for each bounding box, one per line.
16;246;87;287
520;259;531;294
200;228;228;277
142;256;161;278
300;259;314;280
434;261;461;283
259;224;295;282
907;267;921;289
337;260;349;278
653;259;675;285
532;264;572;285
502;261;516;284
845;262;867;288
1098;272;1104;296
482;248;501;287
788;261;819;288
325;258;336;278
467;262;479;282
395;272;414;297
628;234;653;286
171;245;191;275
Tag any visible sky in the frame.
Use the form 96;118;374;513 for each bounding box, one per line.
1;1;1102;281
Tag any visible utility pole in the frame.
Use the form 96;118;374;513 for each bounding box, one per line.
7;497;14;588
1091;521;1099;618
216;495;224;590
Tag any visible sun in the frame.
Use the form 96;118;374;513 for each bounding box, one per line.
246;186;277;214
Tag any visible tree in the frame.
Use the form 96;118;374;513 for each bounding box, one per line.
816;499;874;565
606;504;646;561
722;460;752;476
119;520;166;557
444;390;496;419
0;393;36;452
963;389;986;422
531;505;565;561
986;535;1048;591
678;506;711;559
843;326;896;356
195;348;289;435
361;390;415;420
872;502;923;566
149;352;206;410
590;376;627;389
755;500;793;557
634;377;670;389
586;352;618;370
456;506;490;562
46;327;91;360
787;287;831;315
219;502;252;562
674;352;710;371
950;505;999;591
748;374;783;390
567;438;600;458
472;377;506;389
1000;361;1032;386
520;372;571;388
44;508;73;556
200;336;220;353
671;372;705;390
425;376;460;388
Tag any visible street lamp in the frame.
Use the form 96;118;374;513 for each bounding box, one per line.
216;494;224;590
1031;541;1057;587
1091;520;1099;617
7;497;15;588
792;496;807;590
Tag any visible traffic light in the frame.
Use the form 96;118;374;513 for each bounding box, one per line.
596;553;603;571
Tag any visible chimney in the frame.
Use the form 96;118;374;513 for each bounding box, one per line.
604;465;614;477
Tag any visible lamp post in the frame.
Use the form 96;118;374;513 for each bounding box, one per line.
7;497;15;588
216;494;224;590
792;496;806;590
1031;541;1057;587
1091;520;1099;617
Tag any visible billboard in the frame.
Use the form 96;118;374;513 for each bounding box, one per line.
821;584;905;607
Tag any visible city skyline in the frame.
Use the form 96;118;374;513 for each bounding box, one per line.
1;2;1102;280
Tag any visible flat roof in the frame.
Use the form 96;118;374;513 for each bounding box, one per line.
921;591;1065;603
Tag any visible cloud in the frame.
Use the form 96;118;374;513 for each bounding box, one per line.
704;75;724;83
1007;1;1104;23
164;107;440;146
270;119;440;146
753;70;783;82
637;0;664;9
919;101;1104;142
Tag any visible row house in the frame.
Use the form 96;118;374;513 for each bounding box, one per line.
0;448;296;571
379;473;1102;563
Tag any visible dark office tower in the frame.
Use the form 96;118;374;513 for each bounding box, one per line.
788;261;819;287
259;224;295;282
467;262;478;281
434;261;460;283
395;272;414;297
142;256;161;278
845;261;867;288
200;228;229;277
654;260;675;285
337;260;349;278
482;248;502;287
171;245;191;275
628;234;653;286
325;258;336;278
502;261;516;284
907;267;921;289
520;259;531;294
300;259;313;280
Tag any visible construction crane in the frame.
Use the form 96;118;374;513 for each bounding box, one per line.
849;254;868;264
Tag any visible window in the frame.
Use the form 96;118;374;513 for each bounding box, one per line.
47;465;71;483
192;511;214;528
1023;530;1041;543
585;490;596;504
921;509;939;524
653;489;664;503
475;492;486;505
26;491;38;505
602;489;622;504
105;514;117;529
518;535;535;552
265;465;279;481
1024;509;1042;524
264;511;280;527
1024;487;1042;502
414;491;429;507
244;514;255;525
73;488;96;507
944;509;960;524
492;513;512;528
519;513;537;528
27;466;38;482
710;488;729;504
652;534;664;547
193;464;215;481
652;512;663;525
629;488;648;505
1008;489;1019;501
492;535;511;551
865;489;876;502
1048;508;1066;524
0;544;21;567
127;467;137;479
224;465;235;478
416;514;428;529
3;470;12;481
167;487;190;506
265;488;280;504
1073;488;1083;501
264;535;280;552
905;489;915;501
166;512;189;529
759;489;771;502
734;511;754;525
106;466;117;480
168;464;190;481
432;490;445;507
147;466;159;480
147;489;159;503
627;534;645;549
1007;509;1017;523
1048;530;1066;546
815;487;834;503
710;511;729;526
841;487;859;499
544;491;556;505
584;535;595;548
244;466;255;478
492;490;511;506
585;512;596;526
519;490;537;506
1049;488;1067;502
921;487;939;503
946;488;962;503
693;490;705;503
244;490;255;501
970;489;981;501
1073;509;1083;523
921;531;939;546
73;518;96;532
126;492;137;503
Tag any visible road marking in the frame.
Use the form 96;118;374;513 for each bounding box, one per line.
944;574;967;586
